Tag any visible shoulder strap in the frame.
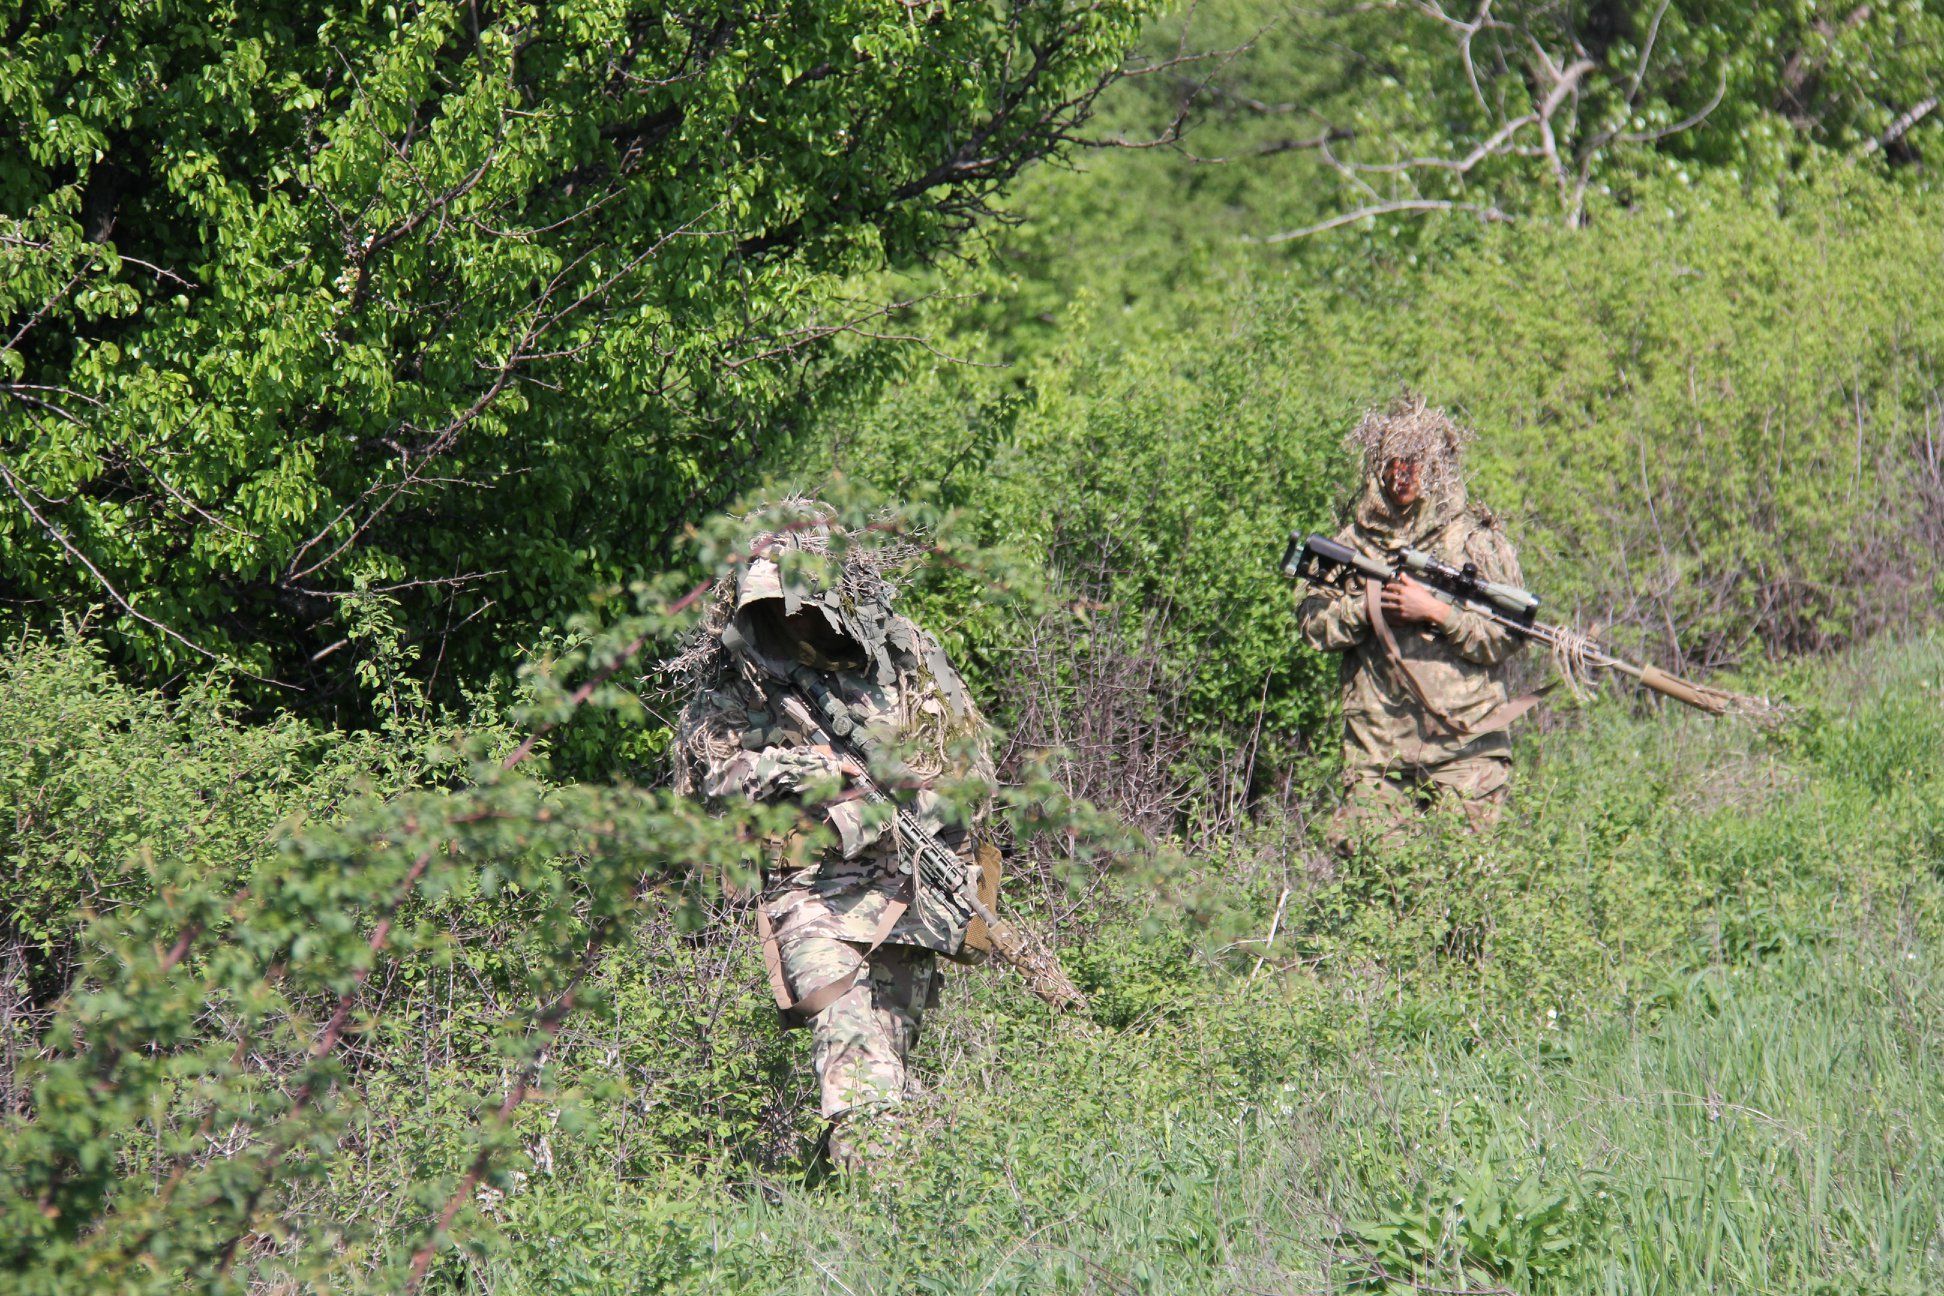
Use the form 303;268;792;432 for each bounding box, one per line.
1366;579;1466;734
1363;580;1542;740
754;893;910;1023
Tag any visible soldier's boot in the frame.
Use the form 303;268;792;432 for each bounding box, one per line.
819;1099;902;1176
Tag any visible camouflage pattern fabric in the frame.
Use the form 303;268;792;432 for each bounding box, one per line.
1298;462;1526;848
677;534;996;956
685;634;992;956
1332;754;1510;850
673;522;994;1165
779;934;938;1135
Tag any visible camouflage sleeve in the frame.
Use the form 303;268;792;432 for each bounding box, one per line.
1436;522;1528;666
1296;583;1370;652
708;741;893;858
755;748;898;857
728;746;846;801
685;691;843;802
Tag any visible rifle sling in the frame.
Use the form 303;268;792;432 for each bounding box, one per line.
1364;579;1540;740
756;892;909;1024
748;677;974;1018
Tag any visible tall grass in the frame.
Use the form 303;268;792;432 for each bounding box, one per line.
468;638;1944;1294
479;936;1941;1295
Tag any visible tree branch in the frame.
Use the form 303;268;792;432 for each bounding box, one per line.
0;459;291;686
1250;198;1511;242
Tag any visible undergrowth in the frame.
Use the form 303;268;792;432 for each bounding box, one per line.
458;637;1944;1294
5;630;1938;1293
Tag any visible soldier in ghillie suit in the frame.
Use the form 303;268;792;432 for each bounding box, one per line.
671;505;994;1171
1297;397;1530;850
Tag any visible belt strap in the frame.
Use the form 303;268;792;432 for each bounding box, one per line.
755;894;908;1023
1365;580;1541;740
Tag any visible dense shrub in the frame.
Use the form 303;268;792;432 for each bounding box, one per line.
1407;174;1944;665
7;5;1943;1293
22;620;1923;1293
822;174;1943;782
0;0;1151;701
0;636;455;985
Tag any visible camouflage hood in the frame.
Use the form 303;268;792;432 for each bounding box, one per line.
721;554;903;688
1345;394;1476;549
1350;473;1471;550
670;503;985;785
720;552;975;718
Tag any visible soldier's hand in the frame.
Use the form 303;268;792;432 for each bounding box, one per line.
811;743;866;780
1380;575;1452;626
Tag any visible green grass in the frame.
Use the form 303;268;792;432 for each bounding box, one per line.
463;638;1944;1295
481;935;1942;1295
7;615;1936;1296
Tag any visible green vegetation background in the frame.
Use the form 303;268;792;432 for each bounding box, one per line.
4;0;1943;1292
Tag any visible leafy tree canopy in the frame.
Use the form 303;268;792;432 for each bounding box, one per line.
0;0;1151;706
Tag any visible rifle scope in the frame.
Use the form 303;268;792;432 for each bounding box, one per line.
1282;532;1541;626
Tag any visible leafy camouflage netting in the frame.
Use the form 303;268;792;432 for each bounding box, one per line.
665;499;986;793
1346;392;1475;511
662;498;918;689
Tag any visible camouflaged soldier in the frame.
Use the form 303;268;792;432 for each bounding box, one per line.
1298;397;1530;850
672;506;994;1170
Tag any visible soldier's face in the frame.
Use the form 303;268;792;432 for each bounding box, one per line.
781;606;866;671
1382;456;1422;509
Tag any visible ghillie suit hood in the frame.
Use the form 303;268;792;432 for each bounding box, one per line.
1345;394;1484;549
670;501;986;794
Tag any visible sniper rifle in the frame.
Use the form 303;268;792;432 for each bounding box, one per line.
1281;531;1768;717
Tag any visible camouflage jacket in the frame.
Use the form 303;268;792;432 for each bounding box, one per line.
683;637;993;957
1296;481;1527;773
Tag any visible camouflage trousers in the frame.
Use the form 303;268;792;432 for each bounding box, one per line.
1326;752;1510;854
778;934;940;1165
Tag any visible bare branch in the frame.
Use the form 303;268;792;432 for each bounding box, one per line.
1;383;99;426
1858;94;1938;156
1250;198;1511;242
1338;111;1539;175
1625;0;1674;106
292;571;507;600
1533;56;1596;213
1179;126;1355;165
4;268;89;354
0;459;292;686
116;254;196;290
720;291;996;371
1613;66;1728;144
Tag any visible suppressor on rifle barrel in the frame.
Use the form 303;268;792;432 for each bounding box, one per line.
1284;532;1388;584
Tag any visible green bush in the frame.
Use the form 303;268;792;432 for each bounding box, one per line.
1407;173;1944;663
0;635;456;975
821;174;1943;777
8;6;1944;1290
0;497;1119;1295
1341;1158;1611;1294
0;0;1151;700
